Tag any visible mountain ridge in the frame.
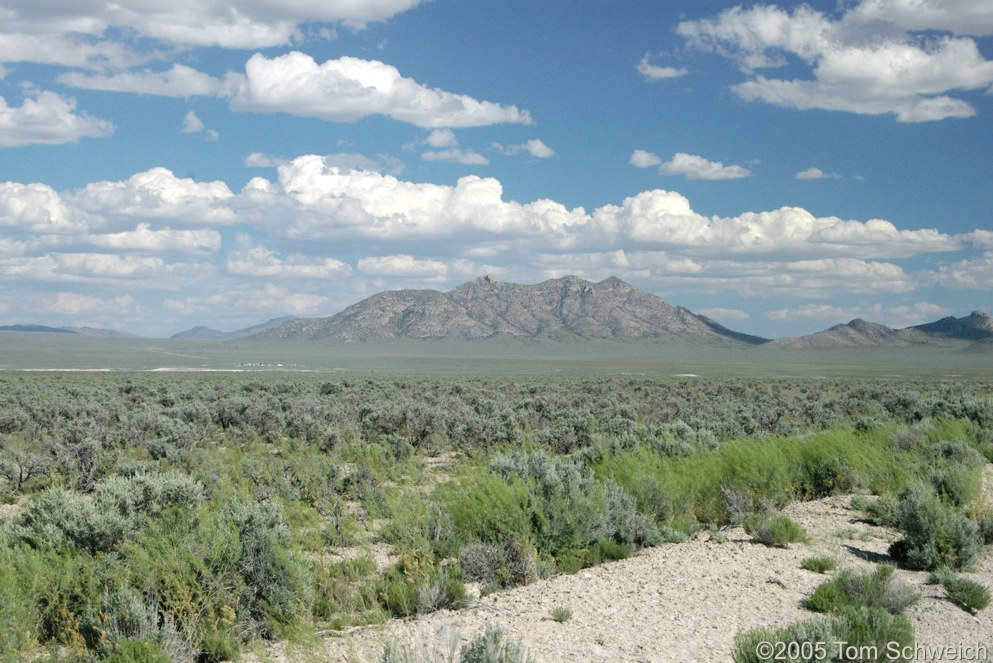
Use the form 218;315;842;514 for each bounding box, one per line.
768;311;993;349
171;316;295;341
249;275;771;347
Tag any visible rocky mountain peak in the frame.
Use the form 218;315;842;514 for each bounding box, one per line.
250;275;770;346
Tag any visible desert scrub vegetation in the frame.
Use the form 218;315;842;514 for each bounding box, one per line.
800;556;837;574
735;566;919;663
379;625;534;663
804;566;920;615
743;513;808;547
929;567;991;614
0;374;991;660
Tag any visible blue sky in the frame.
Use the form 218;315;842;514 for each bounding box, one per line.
0;0;991;339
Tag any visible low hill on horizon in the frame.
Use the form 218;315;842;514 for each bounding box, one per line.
768;311;993;350
0;324;136;337
171;316;295;341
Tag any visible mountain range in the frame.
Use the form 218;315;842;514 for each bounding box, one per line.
2;276;991;351
250;275;769;346
769;311;993;350
246;275;991;351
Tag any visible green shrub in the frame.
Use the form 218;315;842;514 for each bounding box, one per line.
797;455;855;499
460;625;535;663
743;513;808;547
13;472;204;554
800;557;836;574
850;494;900;527
733;618;837;663
555;551;583;575
197;630;241;662
657;525;689;543
593;539;631;562
804;566;918;615
103;639;171;663
734;607;914;663
939;575;990;614
222;499;303;631
596;427;908;530
310;556;380;623
377;555;467;618
927;466;981;508
377;568;420;618
13;487;97;551
888;483;982;571
831;606;914;662
488;451;658;553
549;606;572;623
978;511;993;545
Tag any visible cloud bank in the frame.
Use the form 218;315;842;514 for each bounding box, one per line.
1;154;983;334
675;1;993;121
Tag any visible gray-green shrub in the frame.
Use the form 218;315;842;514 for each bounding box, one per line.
804;566;919;615
460;625;535;663
888;483;982;571
13;471;204;554
222;499;302;630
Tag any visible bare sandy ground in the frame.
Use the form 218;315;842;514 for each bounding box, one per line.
253;476;993;663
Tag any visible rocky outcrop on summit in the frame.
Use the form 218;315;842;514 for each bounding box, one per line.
251;276;770;346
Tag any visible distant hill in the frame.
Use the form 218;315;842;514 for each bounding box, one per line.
907;311;993;340
768;311;993;349
963;338;993;354
171;316;295;341
0;324;77;334
249;275;771;347
65;326;140;337
0;324;135;336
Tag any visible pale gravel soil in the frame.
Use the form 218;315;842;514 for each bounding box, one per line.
250;470;993;663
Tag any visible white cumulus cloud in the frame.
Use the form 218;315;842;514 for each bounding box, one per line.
629;150;663;168
931;252;993;289
796;167;840;180
849;0;993;36
637;55;688;80
678;2;993;121
358;254;450;277
44;292;136;316
658;153;751;180
87;224;221;254
494;139;556;159
421;149;489;165
229;52;533;128
0;0;426;61
226;240;351;279
59;65;235;97
0;91;114;147
68;168;236;225
0;181;87;233
180;111;219;141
